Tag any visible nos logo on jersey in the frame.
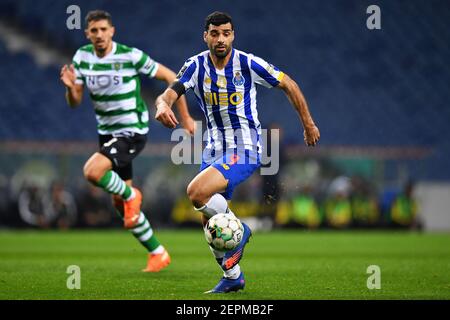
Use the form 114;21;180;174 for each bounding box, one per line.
233;71;245;86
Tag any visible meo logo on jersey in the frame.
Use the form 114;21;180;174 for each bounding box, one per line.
204;92;243;106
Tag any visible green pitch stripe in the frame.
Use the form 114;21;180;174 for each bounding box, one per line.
90;90;136;102
97;121;148;131
78;61;135;71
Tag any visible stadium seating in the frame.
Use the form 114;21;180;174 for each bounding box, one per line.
0;0;449;178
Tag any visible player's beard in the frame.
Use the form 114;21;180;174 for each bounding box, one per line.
96;46;106;55
213;44;231;58
95;42;107;53
94;39;111;56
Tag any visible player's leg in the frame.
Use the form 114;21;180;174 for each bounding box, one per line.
92;134;149;228
188;166;241;273
105;133;170;272
113;179;170;273
83;151;141;228
83;152;134;200
187;165;252;293
187;165;229;217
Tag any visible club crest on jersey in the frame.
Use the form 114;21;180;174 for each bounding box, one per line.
204;77;212;85
114;63;122;71
232;71;245;86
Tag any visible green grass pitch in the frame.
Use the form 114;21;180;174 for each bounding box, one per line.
0;229;449;300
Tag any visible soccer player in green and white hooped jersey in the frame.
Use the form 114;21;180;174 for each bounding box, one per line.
60;10;196;272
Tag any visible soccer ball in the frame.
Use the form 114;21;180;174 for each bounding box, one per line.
204;214;244;251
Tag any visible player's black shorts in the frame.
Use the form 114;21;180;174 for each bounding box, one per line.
98;133;147;181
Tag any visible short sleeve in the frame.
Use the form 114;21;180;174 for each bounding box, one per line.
175;58;197;92
131;48;159;78
249;55;284;88
72;50;84;85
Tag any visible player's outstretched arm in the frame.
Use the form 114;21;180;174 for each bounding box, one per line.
154;64;195;135
60;64;83;108
277;74;320;146
155;87;180;129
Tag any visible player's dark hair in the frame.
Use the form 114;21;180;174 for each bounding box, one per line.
204;11;233;31
85;10;113;28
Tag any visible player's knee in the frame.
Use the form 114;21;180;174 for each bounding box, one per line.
83;163;102;183
187;182;208;208
186;183;198;202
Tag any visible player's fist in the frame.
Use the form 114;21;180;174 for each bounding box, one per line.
303;124;320;147
155;100;179;129
60;64;77;88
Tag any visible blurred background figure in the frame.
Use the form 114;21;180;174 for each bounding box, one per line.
18;181;77;229
76;183;113;228
48;181;77;229
324;176;352;228
350;175;379;227
390;180;421;229
18;183;49;228
291;185;321;229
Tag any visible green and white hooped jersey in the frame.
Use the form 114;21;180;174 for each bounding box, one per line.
72;42;159;135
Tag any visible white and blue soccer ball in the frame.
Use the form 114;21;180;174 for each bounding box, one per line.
204;213;244;251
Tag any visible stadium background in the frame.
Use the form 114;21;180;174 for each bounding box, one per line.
0;0;449;231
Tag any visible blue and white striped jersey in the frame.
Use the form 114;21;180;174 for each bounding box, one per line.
176;48;284;153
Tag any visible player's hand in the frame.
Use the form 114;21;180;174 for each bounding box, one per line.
303;124;320;146
60;64;77;88
155;102;179;129
181;116;196;136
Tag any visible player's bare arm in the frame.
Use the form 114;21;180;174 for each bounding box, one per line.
60;64;83;107
277;74;320;146
155;87;180;129
154;65;195;135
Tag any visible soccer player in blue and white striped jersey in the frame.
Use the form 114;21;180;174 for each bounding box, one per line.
155;12;320;293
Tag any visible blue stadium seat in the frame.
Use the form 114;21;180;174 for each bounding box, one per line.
0;0;449;178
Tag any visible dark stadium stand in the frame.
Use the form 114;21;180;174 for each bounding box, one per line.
0;0;449;178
